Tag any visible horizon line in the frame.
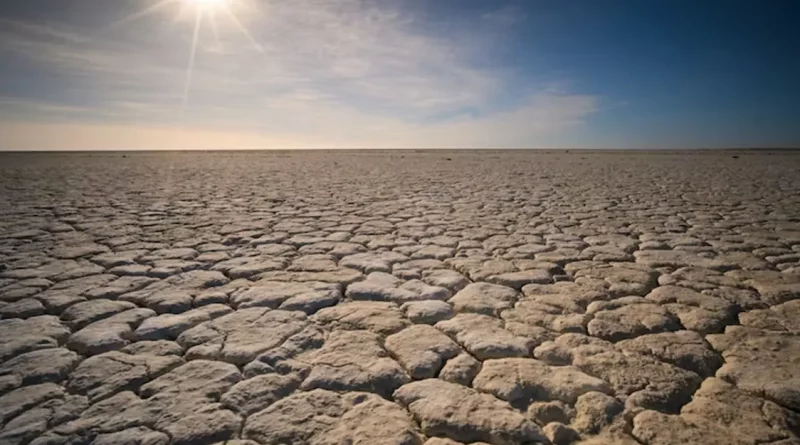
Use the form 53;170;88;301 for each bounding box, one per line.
2;147;799;154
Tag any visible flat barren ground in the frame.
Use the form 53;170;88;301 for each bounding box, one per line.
1;150;799;445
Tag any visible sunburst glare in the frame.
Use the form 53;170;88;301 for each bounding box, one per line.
111;0;260;117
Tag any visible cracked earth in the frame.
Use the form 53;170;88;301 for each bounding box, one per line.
1;150;799;445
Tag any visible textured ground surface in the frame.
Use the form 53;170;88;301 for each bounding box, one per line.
1;150;799;445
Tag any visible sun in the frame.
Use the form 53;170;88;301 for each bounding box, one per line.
188;0;227;12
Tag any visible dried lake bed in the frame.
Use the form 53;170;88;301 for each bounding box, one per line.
1;150;799;445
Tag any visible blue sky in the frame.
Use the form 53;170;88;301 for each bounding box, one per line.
0;0;798;149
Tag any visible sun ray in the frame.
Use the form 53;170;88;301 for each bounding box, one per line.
181;9;203;117
208;13;221;47
221;4;263;52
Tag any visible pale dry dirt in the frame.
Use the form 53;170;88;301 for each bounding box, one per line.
0;150;799;445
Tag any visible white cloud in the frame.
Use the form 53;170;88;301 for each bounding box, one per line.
0;0;602;149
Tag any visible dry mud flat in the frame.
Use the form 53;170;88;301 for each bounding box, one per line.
0;149;799;445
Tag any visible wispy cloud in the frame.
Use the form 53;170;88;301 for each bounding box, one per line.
0;18;91;44
0;0;602;149
0;97;93;116
481;4;529;27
